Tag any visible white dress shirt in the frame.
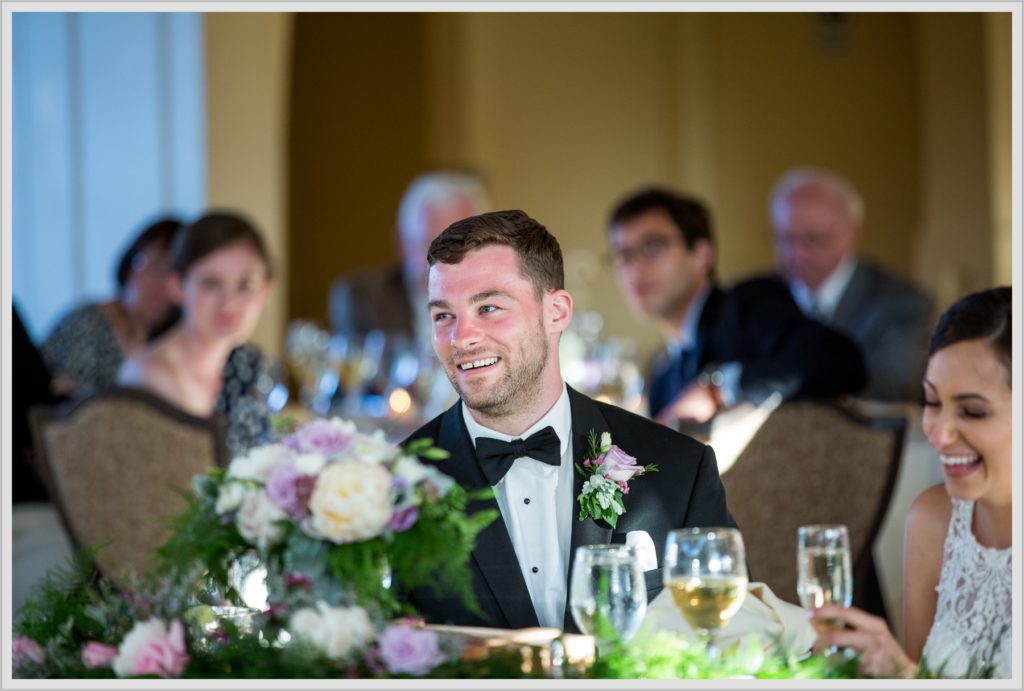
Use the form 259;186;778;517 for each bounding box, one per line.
789;256;857;321
462;384;574;629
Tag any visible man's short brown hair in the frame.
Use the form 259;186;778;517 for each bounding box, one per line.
427;210;564;297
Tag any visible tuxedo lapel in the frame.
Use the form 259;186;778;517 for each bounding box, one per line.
563;388;613;631
435;402;539;630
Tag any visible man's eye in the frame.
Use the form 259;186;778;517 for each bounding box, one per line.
432;312;451;323
479;305;497;314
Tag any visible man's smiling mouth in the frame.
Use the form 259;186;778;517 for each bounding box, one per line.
459;356;500;371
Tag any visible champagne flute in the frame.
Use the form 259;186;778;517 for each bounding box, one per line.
663;527;748;661
569;545;647;655
796;524;852;638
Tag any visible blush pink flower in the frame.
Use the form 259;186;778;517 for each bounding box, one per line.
12;635;45;666
82;641;119;668
377;624;446;675
286;418;355;456
599;445;645;483
112;618;189;678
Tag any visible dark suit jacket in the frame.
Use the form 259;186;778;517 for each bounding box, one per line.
648;278;868;418
827;261;934;402
328;264;415;341
399;386;737;632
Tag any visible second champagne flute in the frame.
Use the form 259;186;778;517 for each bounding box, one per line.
796;523;853;635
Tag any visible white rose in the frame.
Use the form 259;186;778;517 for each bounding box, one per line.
289;601;373;660
306;460;391;543
236;491;288;549
292;452;327;476
227;444;292;482
215;481;249;515
392;455;429;487
348;430;396;464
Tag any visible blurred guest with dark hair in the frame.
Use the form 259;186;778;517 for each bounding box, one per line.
329;170;492;348
607;186;866;427
811;287;1011;678
768;167;934;402
42;216;182;395
118;211;275;458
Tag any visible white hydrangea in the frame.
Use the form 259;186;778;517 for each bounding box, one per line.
289;601;374;660
292;451;327;476
306;460;392;543
235;491;288;549
227;443;292;482
347;429;396;464
214;481;250;515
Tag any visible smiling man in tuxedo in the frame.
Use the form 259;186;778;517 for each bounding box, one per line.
400;209;736;632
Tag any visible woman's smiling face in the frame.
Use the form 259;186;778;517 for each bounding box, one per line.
922;338;1012;507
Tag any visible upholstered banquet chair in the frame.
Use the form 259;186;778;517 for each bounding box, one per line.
29;386;227;582
717;397;905;622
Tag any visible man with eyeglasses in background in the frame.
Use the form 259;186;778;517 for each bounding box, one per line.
606;186;867;428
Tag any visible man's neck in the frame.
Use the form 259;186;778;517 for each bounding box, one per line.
660;282;712;352
465;377;565;437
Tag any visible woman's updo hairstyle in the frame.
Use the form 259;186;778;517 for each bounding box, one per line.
929;286;1011;383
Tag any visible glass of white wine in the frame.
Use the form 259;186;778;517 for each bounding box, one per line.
569;545;647;655
796;524;853;637
663;527;748;661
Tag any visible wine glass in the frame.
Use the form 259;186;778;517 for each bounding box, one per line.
796;524;852;639
663;527;748;661
569;545;647;655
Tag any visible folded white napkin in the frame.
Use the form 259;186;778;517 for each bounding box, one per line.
625;530;658;572
637;581;815;655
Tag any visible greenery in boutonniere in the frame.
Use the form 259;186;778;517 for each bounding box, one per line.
575;430;657;529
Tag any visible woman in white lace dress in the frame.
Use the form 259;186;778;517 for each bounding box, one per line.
811;286;1011;678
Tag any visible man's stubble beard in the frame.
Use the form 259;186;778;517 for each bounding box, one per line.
446;324;550;419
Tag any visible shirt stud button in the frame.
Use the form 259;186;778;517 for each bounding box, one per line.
532;566;539;573
524;498;531;505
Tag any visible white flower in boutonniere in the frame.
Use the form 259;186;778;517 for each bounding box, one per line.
575;430;658;529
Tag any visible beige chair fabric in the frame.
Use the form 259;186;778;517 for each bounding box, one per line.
718;398;904;616
29;387;227;582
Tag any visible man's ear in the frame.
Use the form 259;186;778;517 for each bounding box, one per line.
693;238;715;276
166;274;185;305
545;288;574;335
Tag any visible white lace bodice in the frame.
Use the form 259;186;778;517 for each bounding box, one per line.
921;498;1012;678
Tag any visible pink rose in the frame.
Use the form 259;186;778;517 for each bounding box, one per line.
12;635;45;666
599;445;644;483
112;618;189;678
286;419;354;456
377;624;446;676
82;641;119;668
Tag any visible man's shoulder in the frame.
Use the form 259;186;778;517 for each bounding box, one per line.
855;259;932;309
402;407;452;448
592;397;707;458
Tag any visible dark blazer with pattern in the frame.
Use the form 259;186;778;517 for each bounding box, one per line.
399;386;737;632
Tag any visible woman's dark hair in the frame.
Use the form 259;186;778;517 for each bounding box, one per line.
115;217;183;289
148;211;272;341
929;286;1012;379
170;211;273;279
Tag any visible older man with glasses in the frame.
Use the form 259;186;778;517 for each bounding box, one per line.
606;186;867;428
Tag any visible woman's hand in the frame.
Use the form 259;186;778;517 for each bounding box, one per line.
811;605;917;678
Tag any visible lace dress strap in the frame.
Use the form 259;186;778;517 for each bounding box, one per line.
922;498;1012;677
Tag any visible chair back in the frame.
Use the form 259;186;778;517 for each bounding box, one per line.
719;398;904;618
29;386;227;581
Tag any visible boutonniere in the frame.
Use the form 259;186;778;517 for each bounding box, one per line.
575;430;658;529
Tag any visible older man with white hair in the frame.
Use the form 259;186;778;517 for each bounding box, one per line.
328;170;492;347
768;167;933;402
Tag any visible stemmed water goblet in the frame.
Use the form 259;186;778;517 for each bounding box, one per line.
569;545;647;656
663;527;748;661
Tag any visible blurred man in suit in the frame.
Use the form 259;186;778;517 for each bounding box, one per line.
769;167;934;402
401;210;736;631
328;170;491;349
607;186;867;426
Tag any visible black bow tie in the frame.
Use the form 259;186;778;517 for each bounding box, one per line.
475;426;562;486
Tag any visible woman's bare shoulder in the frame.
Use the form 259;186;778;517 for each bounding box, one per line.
906;484;953;542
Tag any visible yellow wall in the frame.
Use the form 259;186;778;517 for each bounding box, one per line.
214;11;1010;364
206;13;292;358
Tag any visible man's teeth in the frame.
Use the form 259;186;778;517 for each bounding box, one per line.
460;357;499;370
940;454;980;466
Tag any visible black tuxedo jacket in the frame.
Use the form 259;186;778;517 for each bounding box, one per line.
648;278;868;418
399;386;737;632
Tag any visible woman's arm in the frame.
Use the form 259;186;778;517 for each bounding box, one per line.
901;484;951;661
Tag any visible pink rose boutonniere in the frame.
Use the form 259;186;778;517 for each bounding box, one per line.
576;430;658;529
